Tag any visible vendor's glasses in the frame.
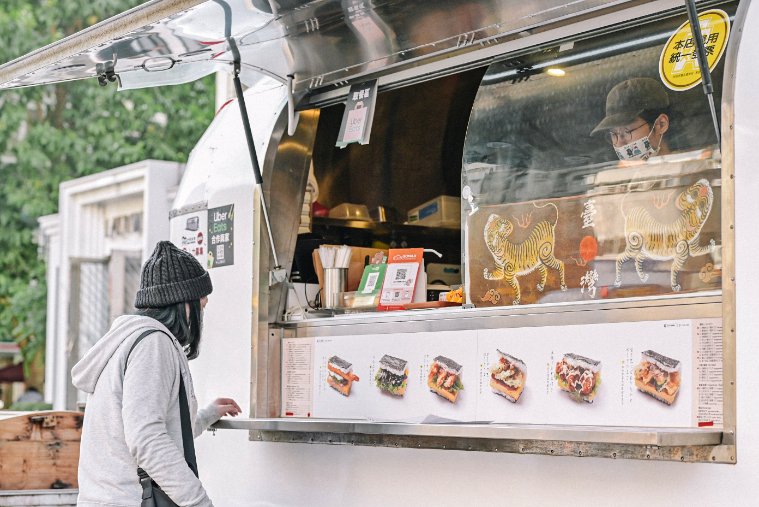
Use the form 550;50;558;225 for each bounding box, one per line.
608;122;648;145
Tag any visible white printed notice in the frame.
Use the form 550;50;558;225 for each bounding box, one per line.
281;338;314;417
282;318;722;427
693;318;723;427
169;211;208;267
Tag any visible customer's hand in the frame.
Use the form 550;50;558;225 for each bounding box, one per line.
211;398;242;418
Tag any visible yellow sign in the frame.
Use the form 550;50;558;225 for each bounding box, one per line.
659;9;730;91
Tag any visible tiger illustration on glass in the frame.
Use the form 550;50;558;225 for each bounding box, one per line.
614;178;715;292
483;203;567;305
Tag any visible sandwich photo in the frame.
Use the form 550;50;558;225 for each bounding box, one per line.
555;353;601;403
634;350;681;405
489;350;526;403
427;356;464;403
327;355;360;396
375;355;408;396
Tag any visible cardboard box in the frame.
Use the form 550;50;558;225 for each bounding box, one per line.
312;245;388;292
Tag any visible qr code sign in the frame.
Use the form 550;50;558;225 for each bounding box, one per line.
216;244;225;262
365;272;379;292
394;268;407;282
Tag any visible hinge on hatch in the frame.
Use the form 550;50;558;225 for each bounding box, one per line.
96;61;118;87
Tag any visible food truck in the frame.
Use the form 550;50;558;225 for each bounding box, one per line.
1;0;758;504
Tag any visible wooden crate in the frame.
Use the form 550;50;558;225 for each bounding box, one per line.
0;411;81;490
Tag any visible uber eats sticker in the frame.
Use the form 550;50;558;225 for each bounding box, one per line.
208;204;234;268
659;9;730;91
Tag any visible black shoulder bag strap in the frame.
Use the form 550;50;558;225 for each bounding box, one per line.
124;329;198;506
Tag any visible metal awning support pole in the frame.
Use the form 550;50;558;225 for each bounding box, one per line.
684;0;721;149
233;64;284;280
214;0;285;284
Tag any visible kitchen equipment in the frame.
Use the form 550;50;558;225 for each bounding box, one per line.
370;206;400;223
407;195;460;228
328;203;371;220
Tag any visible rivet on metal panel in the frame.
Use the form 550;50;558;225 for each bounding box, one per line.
731;456;735;461
443;445;447;449
730;124;733;129
494;448;498;452
730;174;734;179
646;454;651;459
612;452;617;458
731;381;735;385
578;450;583;456
549;449;554;454
712;456;716;461
730;225;734;229
731;277;735;282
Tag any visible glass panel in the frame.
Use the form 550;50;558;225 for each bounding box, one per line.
462;3;734;307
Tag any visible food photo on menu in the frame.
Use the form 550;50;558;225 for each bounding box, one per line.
327;355;360;397
375;354;409;396
555;353;602;403
489;350;526;403
427;356;464;403
634;350;682;405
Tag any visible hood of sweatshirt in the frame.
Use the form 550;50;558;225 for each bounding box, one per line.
71;314;177;394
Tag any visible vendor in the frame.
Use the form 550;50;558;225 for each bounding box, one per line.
591;77;672;161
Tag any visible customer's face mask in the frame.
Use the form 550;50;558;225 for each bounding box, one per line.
614;125;660;161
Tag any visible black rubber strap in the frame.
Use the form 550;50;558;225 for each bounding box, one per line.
125;329;198;479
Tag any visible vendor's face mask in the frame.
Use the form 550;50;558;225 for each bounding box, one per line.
613;125;660;161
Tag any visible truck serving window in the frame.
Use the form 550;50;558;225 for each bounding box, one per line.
462;3;733;307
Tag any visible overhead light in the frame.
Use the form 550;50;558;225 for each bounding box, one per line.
546;67;566;77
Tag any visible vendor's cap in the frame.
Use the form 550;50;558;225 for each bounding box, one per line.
135;241;212;309
591;77;670;136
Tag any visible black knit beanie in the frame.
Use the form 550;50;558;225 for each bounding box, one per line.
134;241;213;309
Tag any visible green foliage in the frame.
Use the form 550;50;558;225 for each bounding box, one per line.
0;1;216;375
8;401;54;411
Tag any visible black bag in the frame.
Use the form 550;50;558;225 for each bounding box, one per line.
124;330;198;507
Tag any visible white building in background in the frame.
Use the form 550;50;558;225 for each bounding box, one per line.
37;160;183;409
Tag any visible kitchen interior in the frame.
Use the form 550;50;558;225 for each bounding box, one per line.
286;67;487;317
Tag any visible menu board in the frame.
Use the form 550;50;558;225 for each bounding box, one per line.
282;318;723;429
282;339;314;418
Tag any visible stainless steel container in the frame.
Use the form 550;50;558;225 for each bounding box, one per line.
323;267;348;309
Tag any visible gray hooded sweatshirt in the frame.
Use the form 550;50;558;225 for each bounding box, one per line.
72;314;218;506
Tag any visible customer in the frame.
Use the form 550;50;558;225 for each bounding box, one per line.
591;77;672;161
72;241;241;506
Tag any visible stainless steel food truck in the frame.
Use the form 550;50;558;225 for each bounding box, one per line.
2;0;759;504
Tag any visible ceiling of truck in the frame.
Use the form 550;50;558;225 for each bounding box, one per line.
0;0;635;96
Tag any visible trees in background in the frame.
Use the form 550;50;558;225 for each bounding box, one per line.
0;1;215;385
